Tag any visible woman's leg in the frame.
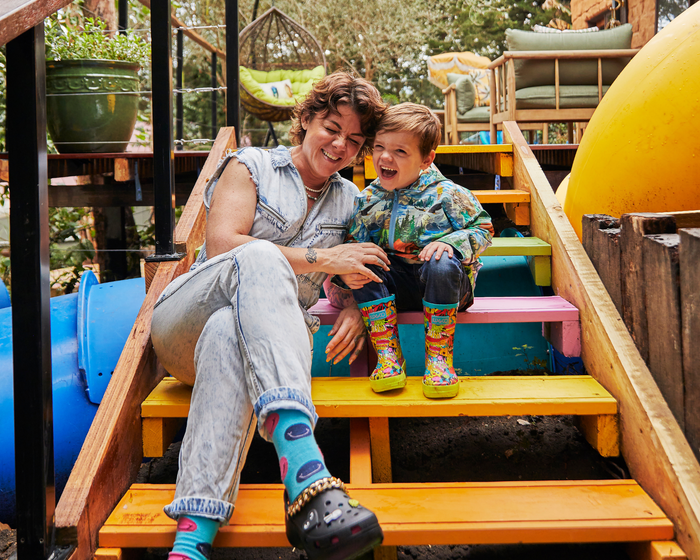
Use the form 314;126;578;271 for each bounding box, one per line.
152;240;318;520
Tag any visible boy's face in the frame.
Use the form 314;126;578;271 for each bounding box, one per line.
373;130;435;191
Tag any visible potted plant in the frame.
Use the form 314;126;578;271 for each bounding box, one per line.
46;18;151;154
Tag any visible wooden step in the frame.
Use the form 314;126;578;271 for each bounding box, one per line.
483;236;551;286
311;296;580;357
98;480;673;549
142;376;619;458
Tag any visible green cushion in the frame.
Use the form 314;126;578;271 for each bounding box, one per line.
456;106;490;123
239;65;325;106
446;73;476;116
505;24;632;89
515;85;610;109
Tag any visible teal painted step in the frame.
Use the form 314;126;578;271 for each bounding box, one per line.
311;254;548;378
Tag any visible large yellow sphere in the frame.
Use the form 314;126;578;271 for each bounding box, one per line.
564;4;700;240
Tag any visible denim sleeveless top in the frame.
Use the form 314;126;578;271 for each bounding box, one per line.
191;145;359;333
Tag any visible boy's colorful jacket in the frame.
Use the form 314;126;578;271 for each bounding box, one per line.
347;167;493;286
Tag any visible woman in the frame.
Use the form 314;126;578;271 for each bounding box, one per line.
151;72;389;560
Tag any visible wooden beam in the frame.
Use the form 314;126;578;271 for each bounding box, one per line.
582;215;622;314
501;120;700;560
49;182;194;207
680;229;700;460
643;234;684;430
0;0;72;46
619;214;677;363
54;128;236;560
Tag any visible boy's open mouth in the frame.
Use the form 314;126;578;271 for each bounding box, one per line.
380;166;397;179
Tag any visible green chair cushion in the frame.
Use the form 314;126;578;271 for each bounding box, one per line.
515;85;610;109
505;24;633;89
239;65;325;106
456;106;490;123
447;73;476;116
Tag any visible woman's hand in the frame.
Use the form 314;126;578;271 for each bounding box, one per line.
325;305;367;365
419;241;454;262
338;273;373;289
324;243;390;281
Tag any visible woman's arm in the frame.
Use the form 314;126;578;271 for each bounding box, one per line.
206;159;390;278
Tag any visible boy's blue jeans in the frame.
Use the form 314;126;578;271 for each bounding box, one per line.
352;253;473;311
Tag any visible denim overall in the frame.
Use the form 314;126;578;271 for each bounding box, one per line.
151;146;358;522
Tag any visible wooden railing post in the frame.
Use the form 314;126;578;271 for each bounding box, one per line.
619;213;676;363
582;214;622;313
680;229;700;460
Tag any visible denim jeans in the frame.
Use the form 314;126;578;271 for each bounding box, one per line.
151;239;316;524
352;253;473;311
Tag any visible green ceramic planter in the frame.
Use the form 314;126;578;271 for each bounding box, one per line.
46;59;141;153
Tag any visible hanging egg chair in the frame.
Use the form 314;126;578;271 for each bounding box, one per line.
239;7;327;123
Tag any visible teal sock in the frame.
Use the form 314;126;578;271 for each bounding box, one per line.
266;409;332;501
168;515;219;560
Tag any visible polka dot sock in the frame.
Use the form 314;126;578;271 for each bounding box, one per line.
168;515;219;560
266;409;331;502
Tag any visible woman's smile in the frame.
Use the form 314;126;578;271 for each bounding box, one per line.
295;104;365;189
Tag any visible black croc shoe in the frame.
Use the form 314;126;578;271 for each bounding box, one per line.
285;479;383;560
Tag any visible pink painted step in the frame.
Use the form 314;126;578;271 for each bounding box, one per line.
310;296;581;358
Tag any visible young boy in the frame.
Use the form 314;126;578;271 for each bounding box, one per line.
338;103;493;398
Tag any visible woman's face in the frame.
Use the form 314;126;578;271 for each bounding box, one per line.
299;104;365;181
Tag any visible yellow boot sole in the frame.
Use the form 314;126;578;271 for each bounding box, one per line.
370;369;407;393
422;380;460;399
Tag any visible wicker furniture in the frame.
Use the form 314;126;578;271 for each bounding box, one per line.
238;7;326;123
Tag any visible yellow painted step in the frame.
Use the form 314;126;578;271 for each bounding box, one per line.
483;236;551;286
142;376;618;457
143;376;615;419
99;480;673;549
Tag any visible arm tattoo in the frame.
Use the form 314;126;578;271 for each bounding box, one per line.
305;248;318;264
326;281;357;309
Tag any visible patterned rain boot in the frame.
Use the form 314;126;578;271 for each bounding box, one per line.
358;295;407;392
423;301;460;398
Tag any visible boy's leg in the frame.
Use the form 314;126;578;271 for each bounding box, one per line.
352;257;408;392
420;253;471;398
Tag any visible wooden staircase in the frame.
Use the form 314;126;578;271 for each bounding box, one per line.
55;126;699;560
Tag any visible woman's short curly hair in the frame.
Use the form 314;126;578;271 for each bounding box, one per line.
289;71;386;159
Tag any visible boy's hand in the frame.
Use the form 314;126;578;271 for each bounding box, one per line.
338;273;374;289
419;241;454;262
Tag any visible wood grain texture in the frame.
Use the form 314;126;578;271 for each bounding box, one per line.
680;229;700;462
99;480;673;548
643;234;684;430
620;214;677;363
174;128;237;255
0;0;72;46
501;121;700;560
54;129;235;560
582;215;622;314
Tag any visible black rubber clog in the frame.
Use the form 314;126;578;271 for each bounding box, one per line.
285;487;384;560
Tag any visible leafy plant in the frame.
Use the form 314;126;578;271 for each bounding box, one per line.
513;344;550;373
46;17;151;66
49;207;95;294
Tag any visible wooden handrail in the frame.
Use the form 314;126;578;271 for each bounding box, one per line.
0;0;72;46
488;48;640;69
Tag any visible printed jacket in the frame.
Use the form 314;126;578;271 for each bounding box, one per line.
347;167;493;287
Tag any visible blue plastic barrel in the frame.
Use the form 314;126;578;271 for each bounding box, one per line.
0;271;145;524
